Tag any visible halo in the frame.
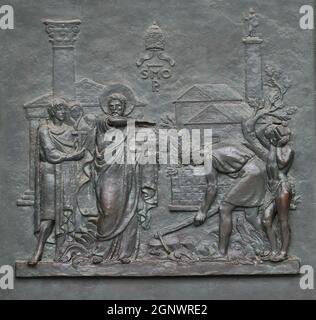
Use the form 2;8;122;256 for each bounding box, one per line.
99;83;140;116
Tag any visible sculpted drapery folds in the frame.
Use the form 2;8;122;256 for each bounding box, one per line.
27;86;158;267
194;64;296;261
55;88;159;265
91;92;158;264
29;98;85;265
241;65;295;262
194;143;266;256
92;93;142;264
16;11;302;277
24;71;297;270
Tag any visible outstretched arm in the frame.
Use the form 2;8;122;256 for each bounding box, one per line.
107;116;128;127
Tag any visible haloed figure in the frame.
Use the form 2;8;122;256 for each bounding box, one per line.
93;93;138;264
261;124;294;262
93;92;157;264
28;99;85;266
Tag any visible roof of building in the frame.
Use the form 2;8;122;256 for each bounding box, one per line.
175;84;243;103
185;102;251;124
24;78;106;108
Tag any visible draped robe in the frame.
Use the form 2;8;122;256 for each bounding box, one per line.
93;118;157;261
35;123;78;241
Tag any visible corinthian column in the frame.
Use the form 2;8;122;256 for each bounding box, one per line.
17;19;81;207
43;19;81;101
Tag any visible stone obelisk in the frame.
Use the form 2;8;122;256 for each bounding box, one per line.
242;8;263;100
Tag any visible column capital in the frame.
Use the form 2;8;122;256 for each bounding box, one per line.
43;19;81;47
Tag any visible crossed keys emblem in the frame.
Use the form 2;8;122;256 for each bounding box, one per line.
136;21;175;92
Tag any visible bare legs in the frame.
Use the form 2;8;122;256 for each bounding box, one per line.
28;220;54;266
193;161;291;261
262;203;277;257
262;189;291;262
194;168;236;256
219;202;235;255
272;190;291;261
